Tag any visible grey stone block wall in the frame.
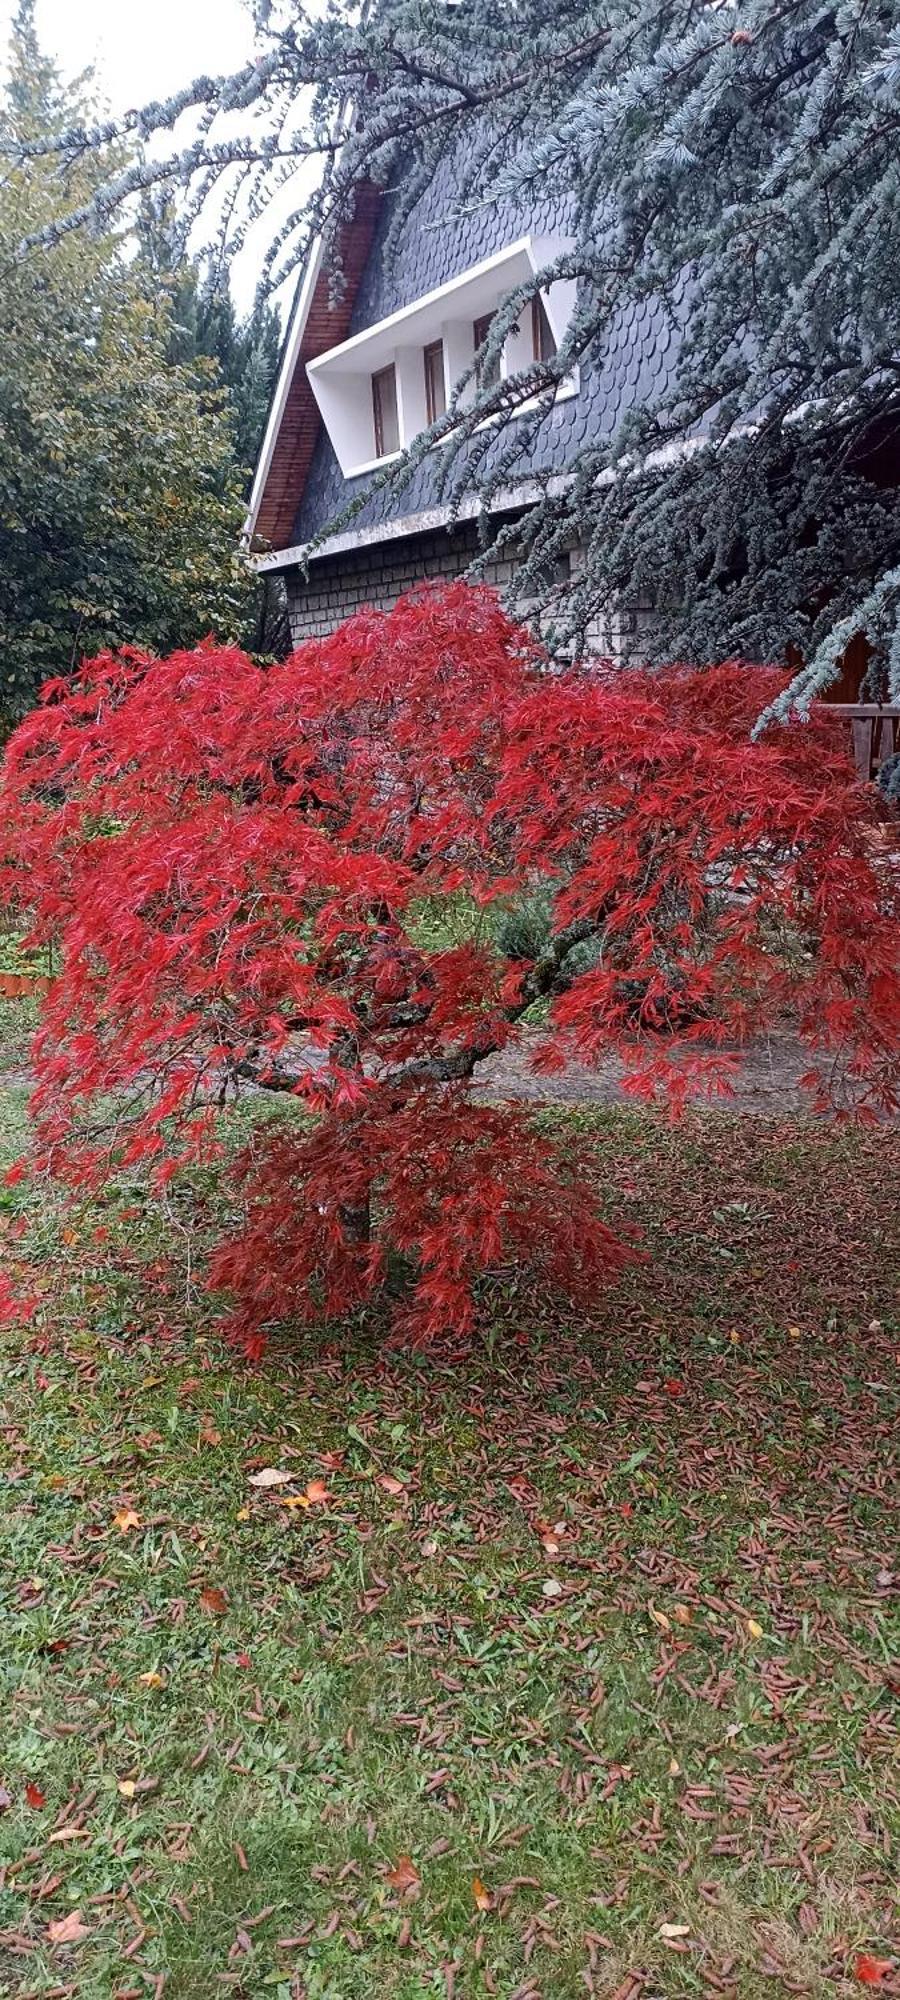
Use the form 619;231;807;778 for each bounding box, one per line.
285;524;520;645
283;528;644;664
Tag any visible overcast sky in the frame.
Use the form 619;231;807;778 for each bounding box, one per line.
0;0;255;110
0;0;279;312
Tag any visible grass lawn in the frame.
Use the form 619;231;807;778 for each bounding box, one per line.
0;997;897;2000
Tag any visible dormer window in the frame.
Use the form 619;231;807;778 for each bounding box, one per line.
306;236;577;477
372;364;400;458
424;339;447;424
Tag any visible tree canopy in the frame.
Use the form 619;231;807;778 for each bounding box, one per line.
5;0;900;707
136;193;282;487
1;585;896;1349
0;2;250;726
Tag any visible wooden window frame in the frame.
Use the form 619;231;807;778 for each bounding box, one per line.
473;312;502;388
423;339;446;425
531;293;556;363
372;362;399;459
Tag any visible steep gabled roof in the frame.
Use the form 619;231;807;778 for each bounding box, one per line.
250;149;684;562
246;181;382;550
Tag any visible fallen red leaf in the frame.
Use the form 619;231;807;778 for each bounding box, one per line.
855;1957;895;1986
24;1781;46;1809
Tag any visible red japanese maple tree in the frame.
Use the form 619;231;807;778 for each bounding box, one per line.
1;584;897;1352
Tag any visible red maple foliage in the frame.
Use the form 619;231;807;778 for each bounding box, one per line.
855;1958;896;1988
0;583;896;1352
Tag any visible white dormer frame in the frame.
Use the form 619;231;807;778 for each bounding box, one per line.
306;234;577;478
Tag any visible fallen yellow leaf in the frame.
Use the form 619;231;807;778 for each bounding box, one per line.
235;1505;250;1521
117;1779;137;1799
746;1617;765;1640
138;1670;165;1689
472;1875;492;1911
280;1477;332;1508
112;1507;140;1534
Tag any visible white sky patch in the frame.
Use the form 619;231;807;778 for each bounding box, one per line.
0;0;303;317
0;0;255;114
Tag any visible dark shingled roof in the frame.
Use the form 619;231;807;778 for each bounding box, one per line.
292;153;681;550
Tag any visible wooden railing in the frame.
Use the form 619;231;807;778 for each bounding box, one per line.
817;703;900;782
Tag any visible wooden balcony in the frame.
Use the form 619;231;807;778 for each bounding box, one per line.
816;703;900;782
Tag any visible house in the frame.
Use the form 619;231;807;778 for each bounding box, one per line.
247;150;682;648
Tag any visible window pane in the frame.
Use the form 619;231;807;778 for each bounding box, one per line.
531;294;556;362
473;313;501;389
424;339;446;423
372;364;400;457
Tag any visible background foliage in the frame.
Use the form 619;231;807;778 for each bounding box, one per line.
0;3;283;730
135;193;282;485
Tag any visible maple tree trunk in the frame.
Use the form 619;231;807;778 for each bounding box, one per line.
339;1196;371;1245
332;1032;372;1245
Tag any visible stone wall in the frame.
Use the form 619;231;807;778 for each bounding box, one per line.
284;523;519;645
282;522;643;657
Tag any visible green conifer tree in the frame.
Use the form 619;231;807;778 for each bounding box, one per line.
136;193;282;484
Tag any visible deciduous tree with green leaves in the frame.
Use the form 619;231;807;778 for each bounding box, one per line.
8;0;900;709
0;1;250;729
